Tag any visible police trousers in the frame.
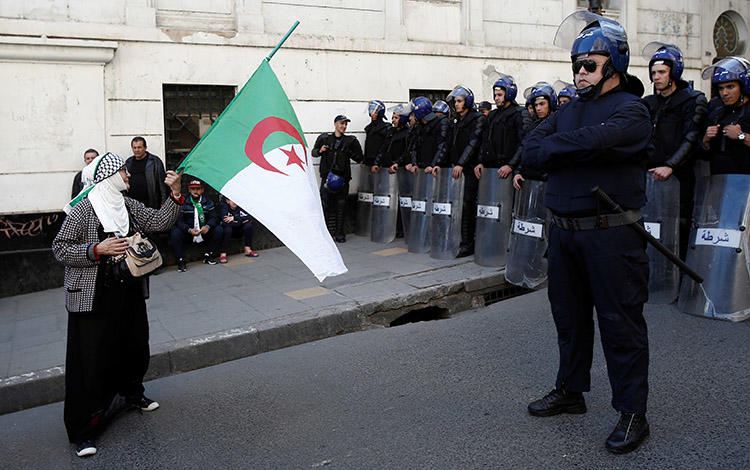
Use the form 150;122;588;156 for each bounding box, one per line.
547;222;650;413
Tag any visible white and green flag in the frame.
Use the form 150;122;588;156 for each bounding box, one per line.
177;59;347;281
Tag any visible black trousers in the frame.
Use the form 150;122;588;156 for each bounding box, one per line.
547;222;650;413
64;281;150;443
320;181;349;238
461;170;479;249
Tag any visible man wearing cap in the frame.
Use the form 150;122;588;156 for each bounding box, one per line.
523;12;653;453
170;179;223;271
312;115;364;242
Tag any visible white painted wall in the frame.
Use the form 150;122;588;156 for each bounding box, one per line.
0;0;746;213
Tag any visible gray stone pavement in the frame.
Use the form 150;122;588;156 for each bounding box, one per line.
0;235;510;414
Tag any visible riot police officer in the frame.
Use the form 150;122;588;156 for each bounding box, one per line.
409;97;449;174
430;86;486;256
523;11;652;454
312;115;364;243
642;43;708;259
512;82;557;189
700;56;750;174
373;104;410;174
555;81;577;105
432;100;450;118
364;100;391;168
475;74;524;181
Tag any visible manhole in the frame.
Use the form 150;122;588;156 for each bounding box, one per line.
389;306;450;327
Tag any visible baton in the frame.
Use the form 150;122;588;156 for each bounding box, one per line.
591;186;704;284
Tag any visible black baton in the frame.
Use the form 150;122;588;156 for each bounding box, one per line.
591;186;703;284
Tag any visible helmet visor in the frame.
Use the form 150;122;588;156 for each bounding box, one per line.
446;85;472;102
702;56;750;80
523;81;552;100
367;101;384;115
554;10;627;53
642;41;682;60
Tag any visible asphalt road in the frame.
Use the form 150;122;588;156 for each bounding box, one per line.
1;290;748;469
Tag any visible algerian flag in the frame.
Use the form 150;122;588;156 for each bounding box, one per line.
177;59;347;281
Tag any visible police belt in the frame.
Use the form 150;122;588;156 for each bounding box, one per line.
551;210;641;231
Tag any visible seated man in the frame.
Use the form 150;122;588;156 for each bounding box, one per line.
219;197;258;263
170;179;223;271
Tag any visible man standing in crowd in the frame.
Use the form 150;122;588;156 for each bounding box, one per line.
475;74;523;181
364;100;391;170
701;56;750;174
430;86;485;257
523;12;653;454
512;83;557;189
408;97;448;174
312;115;364;243
642;43;708;258
373;104;410;174
170;179;223;271
477;101;492;117
71;148;99;198
125;137;169;209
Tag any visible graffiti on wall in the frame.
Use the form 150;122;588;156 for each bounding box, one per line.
0;214;60;240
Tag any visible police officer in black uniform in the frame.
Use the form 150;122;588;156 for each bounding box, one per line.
475;74;524;181
409;97;449;174
312;115;364;243
512;82;557;189
430;86;486;256
523;12;653;454
642;43;708;258
364;100;391;169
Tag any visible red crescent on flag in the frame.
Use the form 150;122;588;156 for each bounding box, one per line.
245;116;307;176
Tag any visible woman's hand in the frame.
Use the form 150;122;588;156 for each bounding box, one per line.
165;170;182;196
97;237;129;256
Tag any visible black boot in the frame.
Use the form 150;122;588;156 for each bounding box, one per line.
457;204;476;257
605;412;649;454
528;389;587;417
334;197;346;243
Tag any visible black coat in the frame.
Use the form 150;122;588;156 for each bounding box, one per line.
702;97;750;175
375;125;409;167
312;133;363;181
481;104;524;167
444;110;485;168
125;153;169;209
364;119;391;166
412;113;450;168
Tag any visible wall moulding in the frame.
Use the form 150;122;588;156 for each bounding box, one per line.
0;36;117;64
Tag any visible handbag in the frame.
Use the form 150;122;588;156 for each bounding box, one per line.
111;212;162;280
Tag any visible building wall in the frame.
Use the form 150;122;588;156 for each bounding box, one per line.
0;0;748;214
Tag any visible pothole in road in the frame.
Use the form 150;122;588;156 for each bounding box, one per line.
389;306;450;327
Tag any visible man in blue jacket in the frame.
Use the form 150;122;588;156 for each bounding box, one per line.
523;12;652;454
170;179;223;271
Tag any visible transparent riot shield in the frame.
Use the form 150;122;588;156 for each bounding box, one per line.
474;169;514;267
505;179;549;289
371;168;399;243
430;170;465;260
407;171;434;253
678;174;750;322
397;168;414;240
355;168;373;237
643;176;681;304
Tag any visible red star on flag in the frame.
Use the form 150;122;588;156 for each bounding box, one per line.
281;146;305;171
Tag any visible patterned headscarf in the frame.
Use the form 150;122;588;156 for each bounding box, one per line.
64;152;126;213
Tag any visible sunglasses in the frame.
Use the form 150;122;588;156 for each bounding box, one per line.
572;58;601;74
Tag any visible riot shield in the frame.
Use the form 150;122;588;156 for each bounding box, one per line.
474;169;514;267
643;176;681;304
397;168;414;240
355;168;373;236
505;179;549;289
430;170;465;260
371;168;399;243
678;174;750;322
407;171;434;253
692;159;711;222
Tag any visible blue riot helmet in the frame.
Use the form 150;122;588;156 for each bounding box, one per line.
643;42;684;85
408;96;433;120
702;56;750;95
433;100;450;116
523;82;558;112
367;100;386;119
493;73;518;103
447;85;475;110
325;171;345;192
554;11;642;98
389;103;410;127
553;80;577;102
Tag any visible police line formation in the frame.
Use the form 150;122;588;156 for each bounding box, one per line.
315;12;750;328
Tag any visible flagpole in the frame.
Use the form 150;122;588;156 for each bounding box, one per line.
266;21;300;62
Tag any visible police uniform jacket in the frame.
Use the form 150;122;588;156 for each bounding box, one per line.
375;125;409;167
176;194;219;233
312;132;364;181
522;86;652;215
481;103;524;167
703;97;750;175
443;109;485;168
363;119;391;166
643;83;708;172
412;112;450;168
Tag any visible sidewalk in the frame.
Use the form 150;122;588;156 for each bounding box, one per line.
0;235;512;414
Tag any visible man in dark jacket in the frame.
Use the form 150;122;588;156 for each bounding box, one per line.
411;97;450;173
125;137;169;210
523;12;653;454
364;100;391;168
431;86;486;256
642;43;708;258
71;148;99;198
170;179;223;271
372;106;410;173
312;115;364;242
476;74;524;181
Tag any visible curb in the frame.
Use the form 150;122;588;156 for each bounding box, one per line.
0;270;510;415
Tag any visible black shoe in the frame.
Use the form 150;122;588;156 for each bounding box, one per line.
203;253;218;265
528;389;587;417
334;235;346;243
457;245;474;258
126;395;160;412
75;439;96;457
177;259;187;272
605;412;649;454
